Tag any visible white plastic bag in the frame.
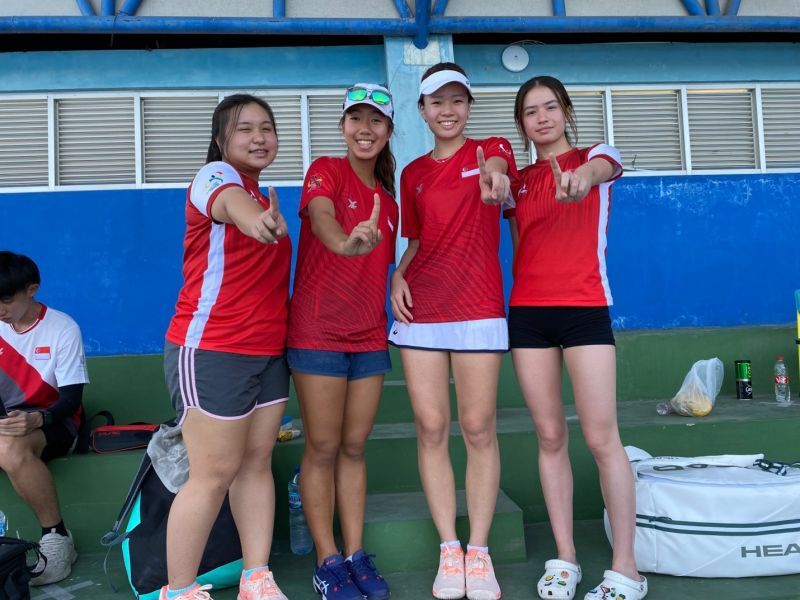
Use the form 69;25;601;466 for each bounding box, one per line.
669;358;723;416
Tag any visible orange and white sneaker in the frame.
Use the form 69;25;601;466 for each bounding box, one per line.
465;549;501;600
158;584;213;600
238;568;288;600
433;545;465;599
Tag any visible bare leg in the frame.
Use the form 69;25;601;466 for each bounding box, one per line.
0;431;62;527
165;409;250;588
401;349;457;542
512;347;576;564
565;344;639;580
451;352;502;547
229;402;285;569
336;374;384;556
295;373;348;564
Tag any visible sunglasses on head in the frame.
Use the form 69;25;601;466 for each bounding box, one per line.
346;87;392;106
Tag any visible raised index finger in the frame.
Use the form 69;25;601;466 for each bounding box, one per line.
268;186;281;215
369;193;381;223
477;146;487;175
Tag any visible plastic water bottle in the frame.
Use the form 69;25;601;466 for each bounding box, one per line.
288;467;313;555
774;356;792;405
0;510;7;537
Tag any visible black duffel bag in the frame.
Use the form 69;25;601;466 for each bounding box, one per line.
0;537;44;600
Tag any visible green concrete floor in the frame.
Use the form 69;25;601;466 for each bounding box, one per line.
30;520;800;600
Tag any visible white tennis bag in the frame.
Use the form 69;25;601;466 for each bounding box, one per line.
604;446;800;577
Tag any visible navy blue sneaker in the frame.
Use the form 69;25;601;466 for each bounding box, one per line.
313;554;363;600
347;550;391;600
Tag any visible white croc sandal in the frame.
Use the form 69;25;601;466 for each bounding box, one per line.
584;570;648;600
537;559;582;599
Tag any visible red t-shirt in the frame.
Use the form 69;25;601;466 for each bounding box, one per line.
507;144;622;307
400;137;518;322
288;157;398;352
166;161;292;355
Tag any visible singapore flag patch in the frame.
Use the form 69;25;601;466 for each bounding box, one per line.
34;346;51;360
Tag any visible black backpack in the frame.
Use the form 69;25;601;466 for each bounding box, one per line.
102;450;243;599
0;537;45;600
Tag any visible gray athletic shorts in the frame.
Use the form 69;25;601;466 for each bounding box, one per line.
164;341;289;423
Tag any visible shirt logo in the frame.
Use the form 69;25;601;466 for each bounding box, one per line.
204;171;224;192
387;218;395;232
348;199;358;210
307;175;323;191
34;346;51;360
518;183;528;196
416;183;423;196
499;143;511;156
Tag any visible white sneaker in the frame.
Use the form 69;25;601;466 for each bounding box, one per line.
29;529;78;586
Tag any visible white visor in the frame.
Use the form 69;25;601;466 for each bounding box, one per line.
342;83;394;120
418;70;472;97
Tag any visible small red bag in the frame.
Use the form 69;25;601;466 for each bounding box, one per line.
91;423;158;454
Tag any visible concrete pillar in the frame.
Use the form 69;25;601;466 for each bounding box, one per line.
383;34;454;253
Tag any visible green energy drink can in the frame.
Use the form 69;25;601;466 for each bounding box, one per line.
735;360;753;399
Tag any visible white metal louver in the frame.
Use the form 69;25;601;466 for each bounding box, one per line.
465;91;530;168
308;94;348;163
611;90;683;171
0;98;48;187
761;88;800;169
56;97;136;185
142;96;217;184
687;89;758;170
569;92;607;148
255;94;303;182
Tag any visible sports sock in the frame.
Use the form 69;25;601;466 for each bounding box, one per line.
467;544;489;553
41;521;68;537
243;565;269;578
440;540;461;550
166;582;198;599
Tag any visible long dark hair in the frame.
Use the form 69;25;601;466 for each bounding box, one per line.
418;62;475;108
339;110;397;197
514;75;577;151
206;94;277;163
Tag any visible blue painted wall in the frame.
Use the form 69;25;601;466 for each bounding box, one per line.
2;173;798;355
1;41;799;355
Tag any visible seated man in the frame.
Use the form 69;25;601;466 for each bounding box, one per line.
0;251;89;585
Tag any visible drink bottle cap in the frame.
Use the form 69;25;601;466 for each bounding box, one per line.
777;356;784;360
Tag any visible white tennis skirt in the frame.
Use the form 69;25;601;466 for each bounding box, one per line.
388;318;508;352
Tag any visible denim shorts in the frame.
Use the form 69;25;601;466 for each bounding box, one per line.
287;348;392;381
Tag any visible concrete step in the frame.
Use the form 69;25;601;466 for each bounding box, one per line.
3;396;798;552
29;520;800;600
362;489;525;571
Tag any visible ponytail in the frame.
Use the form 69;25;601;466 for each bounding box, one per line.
374;142;396;198
206;139;223;163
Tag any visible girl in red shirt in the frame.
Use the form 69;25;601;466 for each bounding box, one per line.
508;76;647;600
390;62;516;600
288;83;398;600
162;94;291;600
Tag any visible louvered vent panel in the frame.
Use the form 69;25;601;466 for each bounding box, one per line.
0;99;48;187
687;90;757;170
56;97;136;185
761;88;800;169
611;91;683;171
308;94;347;162
142;96;217;184
569;92;607;147
465;91;530;167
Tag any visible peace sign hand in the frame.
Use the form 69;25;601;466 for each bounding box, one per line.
550;153;590;202
252;187;289;243
342;193;383;257
477;146;510;205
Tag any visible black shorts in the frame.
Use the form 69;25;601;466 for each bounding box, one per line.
40;421;77;462
508;306;615;349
